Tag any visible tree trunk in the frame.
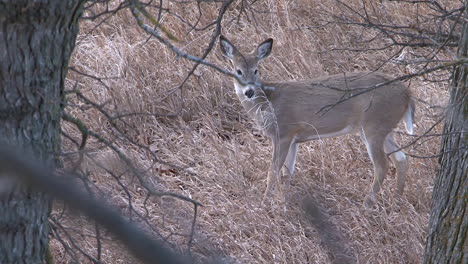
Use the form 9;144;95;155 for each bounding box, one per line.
423;7;468;264
0;1;84;263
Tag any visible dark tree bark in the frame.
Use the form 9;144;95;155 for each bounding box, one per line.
423;7;468;264
0;1;84;263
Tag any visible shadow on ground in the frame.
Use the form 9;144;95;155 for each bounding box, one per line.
300;196;357;264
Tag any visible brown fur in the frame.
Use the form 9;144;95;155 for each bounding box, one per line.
220;35;414;206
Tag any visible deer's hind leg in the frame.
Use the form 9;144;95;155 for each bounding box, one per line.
360;127;389;207
384;133;407;194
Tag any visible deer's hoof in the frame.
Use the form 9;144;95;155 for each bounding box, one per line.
364;193;378;208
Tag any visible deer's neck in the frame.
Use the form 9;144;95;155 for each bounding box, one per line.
234;81;277;136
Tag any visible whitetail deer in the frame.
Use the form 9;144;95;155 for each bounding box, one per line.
219;35;414;206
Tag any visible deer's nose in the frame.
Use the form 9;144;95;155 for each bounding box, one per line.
245;89;254;98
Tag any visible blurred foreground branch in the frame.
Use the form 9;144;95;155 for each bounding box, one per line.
0;146;191;264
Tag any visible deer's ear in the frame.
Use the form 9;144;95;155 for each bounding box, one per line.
220;35;237;60
256;38;273;60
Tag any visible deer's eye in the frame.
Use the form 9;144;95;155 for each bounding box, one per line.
236;69;243;75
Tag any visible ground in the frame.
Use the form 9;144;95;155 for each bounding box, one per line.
53;1;451;263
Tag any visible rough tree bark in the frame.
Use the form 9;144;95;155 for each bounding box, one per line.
423;6;468;264
0;1;84;263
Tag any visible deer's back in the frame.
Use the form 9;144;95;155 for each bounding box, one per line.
264;72;410;140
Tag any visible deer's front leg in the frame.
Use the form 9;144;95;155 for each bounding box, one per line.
283;142;298;186
263;136;294;203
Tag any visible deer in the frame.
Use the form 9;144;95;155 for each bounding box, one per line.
219;35;415;206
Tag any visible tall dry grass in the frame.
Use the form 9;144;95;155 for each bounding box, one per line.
56;0;453;263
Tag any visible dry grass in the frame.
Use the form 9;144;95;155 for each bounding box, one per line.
55;0;453;263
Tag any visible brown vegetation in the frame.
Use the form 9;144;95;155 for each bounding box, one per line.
56;0;452;263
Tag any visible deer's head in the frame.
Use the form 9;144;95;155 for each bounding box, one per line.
219;35;273;99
